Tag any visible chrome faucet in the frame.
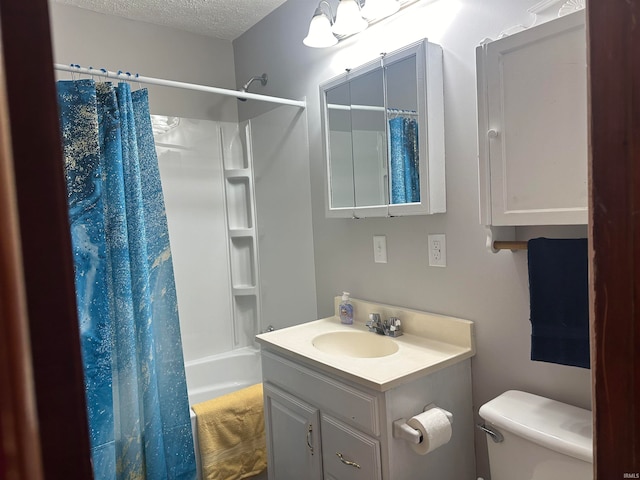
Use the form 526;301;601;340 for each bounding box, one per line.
366;313;385;334
366;313;403;337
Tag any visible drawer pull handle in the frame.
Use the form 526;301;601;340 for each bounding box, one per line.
336;452;361;469
306;424;314;454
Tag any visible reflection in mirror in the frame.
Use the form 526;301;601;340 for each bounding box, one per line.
326;82;354;208
349;67;387;207
386;56;419;204
321;38;445;218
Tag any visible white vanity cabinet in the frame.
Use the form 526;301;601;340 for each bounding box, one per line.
264;380;382;480
477;10;587;227
262;351;383;480
321;414;382;480
263;383;323;479
260;349;474;480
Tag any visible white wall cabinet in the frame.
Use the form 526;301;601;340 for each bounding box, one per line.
261;350;474;480
477;10;587;227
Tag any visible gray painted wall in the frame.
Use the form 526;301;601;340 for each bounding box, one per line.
49;3;239;122
233;1;592;477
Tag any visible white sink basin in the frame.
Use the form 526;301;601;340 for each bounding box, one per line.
312;331;399;358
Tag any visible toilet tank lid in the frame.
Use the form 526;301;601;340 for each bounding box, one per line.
479;390;592;463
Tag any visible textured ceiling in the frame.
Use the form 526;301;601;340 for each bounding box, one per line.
52;0;290;40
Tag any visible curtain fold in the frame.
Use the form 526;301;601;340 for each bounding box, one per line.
389;115;420;204
57;79;197;480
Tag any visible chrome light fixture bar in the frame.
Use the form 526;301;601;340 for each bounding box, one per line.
361;0;400;20
303;0;424;48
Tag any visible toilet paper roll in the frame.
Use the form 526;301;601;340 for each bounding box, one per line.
406;408;452;455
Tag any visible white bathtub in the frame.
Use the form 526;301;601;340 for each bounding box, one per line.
185;346;264;480
185;346;263;406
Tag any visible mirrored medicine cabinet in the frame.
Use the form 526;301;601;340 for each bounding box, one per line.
320;38;445;218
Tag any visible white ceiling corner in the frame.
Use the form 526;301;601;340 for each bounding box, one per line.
52;0;290;40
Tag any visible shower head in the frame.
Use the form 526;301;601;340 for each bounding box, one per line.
238;73;268;101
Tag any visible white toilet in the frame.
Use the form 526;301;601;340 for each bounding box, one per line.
478;390;592;480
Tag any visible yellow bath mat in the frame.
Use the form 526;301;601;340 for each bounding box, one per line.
192;383;267;480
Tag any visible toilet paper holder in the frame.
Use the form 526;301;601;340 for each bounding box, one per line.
392;404;453;445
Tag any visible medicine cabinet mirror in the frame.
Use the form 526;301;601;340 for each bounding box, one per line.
320;38;445;218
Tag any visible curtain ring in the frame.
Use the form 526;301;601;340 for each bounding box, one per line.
135;73;143;91
76;64;89;80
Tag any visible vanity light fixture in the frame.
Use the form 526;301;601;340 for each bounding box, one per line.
303;1;339;48
332;0;369;36
304;0;428;48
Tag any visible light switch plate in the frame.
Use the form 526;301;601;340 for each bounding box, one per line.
428;234;446;267
373;235;387;263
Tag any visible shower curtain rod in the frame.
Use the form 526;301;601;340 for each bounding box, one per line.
328;103;418;116
54;63;306;108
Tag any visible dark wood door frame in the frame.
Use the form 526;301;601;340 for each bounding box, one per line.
588;0;640;476
0;0;638;477
0;37;45;480
0;0;93;478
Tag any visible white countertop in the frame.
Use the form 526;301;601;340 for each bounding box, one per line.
255;298;476;392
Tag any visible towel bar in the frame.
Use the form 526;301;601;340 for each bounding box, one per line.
493;241;528;251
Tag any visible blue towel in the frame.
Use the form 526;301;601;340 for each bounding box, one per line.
527;238;590;369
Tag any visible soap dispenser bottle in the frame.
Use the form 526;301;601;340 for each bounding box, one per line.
339;292;353;325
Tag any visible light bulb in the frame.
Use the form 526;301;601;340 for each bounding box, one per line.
332;0;368;36
303;10;338;48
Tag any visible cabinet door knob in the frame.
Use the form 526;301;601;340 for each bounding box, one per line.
336;452;361;469
306;424;314;455
488;129;499;139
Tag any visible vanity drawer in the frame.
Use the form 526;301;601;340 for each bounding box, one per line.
321;414;382;480
262;351;380;436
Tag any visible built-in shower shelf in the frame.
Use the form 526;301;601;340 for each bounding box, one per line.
229;228;254;238
225;168;251;179
221;122;262;349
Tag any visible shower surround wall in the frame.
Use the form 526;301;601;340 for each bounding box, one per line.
155;118;253;360
157;107;317;360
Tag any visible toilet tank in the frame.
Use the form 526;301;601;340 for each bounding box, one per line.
478;390;592;480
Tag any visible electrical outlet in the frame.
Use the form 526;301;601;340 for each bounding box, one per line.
373;235;387;263
428;234;446;267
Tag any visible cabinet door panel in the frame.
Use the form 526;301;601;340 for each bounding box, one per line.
264;383;322;480
480;10;587;226
321;414;382;480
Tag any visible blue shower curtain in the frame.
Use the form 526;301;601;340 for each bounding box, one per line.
389;116;420;204
57;79;197;480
